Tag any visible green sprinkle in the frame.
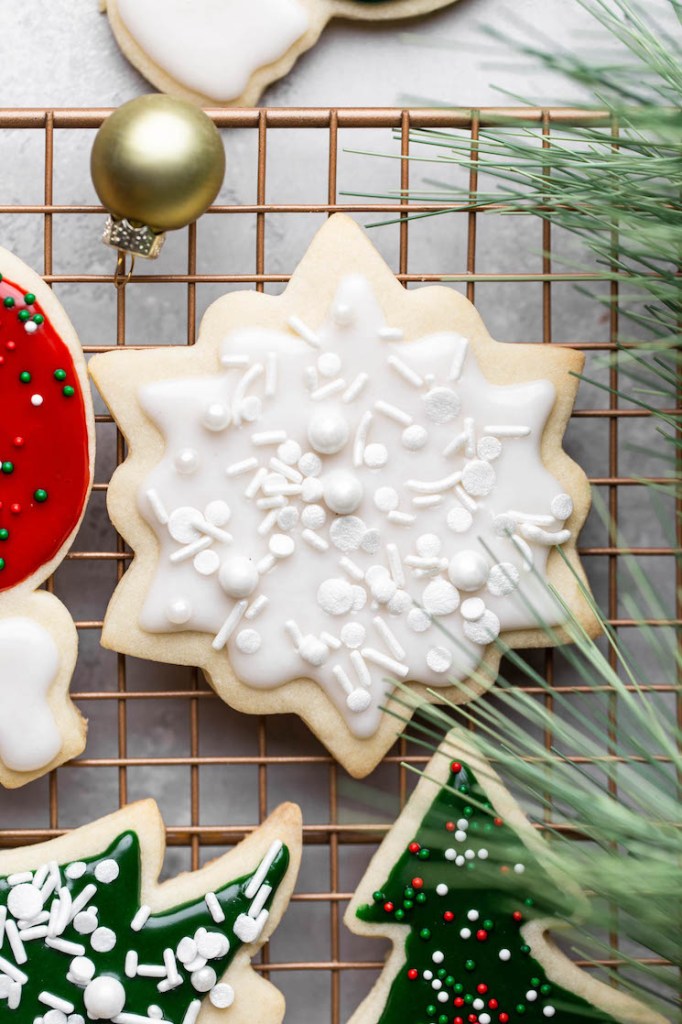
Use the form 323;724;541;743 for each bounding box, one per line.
516;1005;526;1015
465;959;476;971
438;1016;449;1024
34;488;48;503
416;892;427;904
0;528;8;541
3;296;15;308
426;1006;436;1017
54;368;67;381
18;309;30;322
372;891;384;903
454;982;464;993
32;313;44;324
394;909;405;921
464;993;474;1004
483;919;494;929
417;848;430;860
1;462;14;474
521;944;531;954
436;968;447;979
63;385;75;397
0;558;4;570
403;899;413;910
404;886;415;899
540;983;552;994
419;928;431;941
19;371;31;383
24;293;35;305
531;978;540;988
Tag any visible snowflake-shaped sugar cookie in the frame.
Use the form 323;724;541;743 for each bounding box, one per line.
91;215;594;777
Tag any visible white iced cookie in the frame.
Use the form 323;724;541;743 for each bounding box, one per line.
0;248;94;789
102;0;461;107
90;214;595;779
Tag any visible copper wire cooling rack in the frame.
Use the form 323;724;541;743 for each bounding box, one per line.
0;107;679;1023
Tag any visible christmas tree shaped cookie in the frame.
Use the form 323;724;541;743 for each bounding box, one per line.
0;798;301;1023
346;732;667;1024
90;214;594;778
102;0;461;108
0;248;94;788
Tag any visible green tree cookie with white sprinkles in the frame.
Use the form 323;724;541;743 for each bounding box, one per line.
0;799;301;1024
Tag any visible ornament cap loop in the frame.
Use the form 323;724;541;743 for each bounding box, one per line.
114;250;136;290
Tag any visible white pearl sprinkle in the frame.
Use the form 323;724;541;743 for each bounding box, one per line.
467;909;479;922
166;598;192;625
174;448;199;475
436;883;448;896
191;966;217;993
431;950;444;964
448;550;488;592
543;1008;556;1018
444;848;456;862
324;471;364;515
205;500;231;526
31;393;44;406
526;990;538;1002
514;862;526;873
83;976;126;1019
219;556;259;599
498;948;512;961
202;402;231;432
459;928;471;939
307;410;349;454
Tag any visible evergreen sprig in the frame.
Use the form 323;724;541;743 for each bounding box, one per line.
346;0;681;1017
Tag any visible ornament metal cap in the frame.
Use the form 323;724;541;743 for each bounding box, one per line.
102;216;165;260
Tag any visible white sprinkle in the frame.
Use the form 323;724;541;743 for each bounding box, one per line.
256;495;287;510
467;909;479;921
252;430;287;446
512;534;535;571
436;883;448;896
163;947;181;986
459;927;471;939
361;648;409;678
373;617;406;660
520;523;571;546
95;860;119;885
514;863;526;874
498;948;512;961
320;631;342;650
33;863;51;888
212;600;248;650
462;459;496;497
0;955;27;984
245;595;269;620
18;925;49;941
461;598;485;622
226;457;259;477
402;424;428;450
91;926;116;953
169;535;212;564
236;629;261;655
378;326;403;340
31;394;44;406
285;620;303;647
204;893;224;924
477;435;502;461
353;410;373;468
39;994;74;1014
423;386;461;424
269;457;303;484
311;378;346;401
407;608;431;633
350;650;372;688
181;1000;202;1024
7;982;20;1010
45;937;85;956
220;353;250;367
304;366;318;391
257;509;279;536
543;1008;556;1018
277;440;302;465
248;884;272;919
455;485;478;513
342;373;369;403
232;362;263;426
387;354;423;387
114;1016;169;1024
551;492;574;520
483;424;531;437
463;610;501;645
209;984;235;1009
374;486;399;513
5;920;26;963
244;841;283;899
487;562;520;597
333;664;354;696
448;336;469;380
125;950;139;977
339;556;365;581
412;494;442;507
8;882;42;920
8;872;33;886
265;352;277;396
374;400;412;426
288;315;321;348
302;529;329;552
426;647;453;673
387;510;416;526
442;431;467;457
507;509;555;526
385;543;405;587
244;466;268;499
407;472;461;494
131;906;151;932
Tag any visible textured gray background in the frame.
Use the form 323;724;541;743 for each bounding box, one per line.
0;2;674;1022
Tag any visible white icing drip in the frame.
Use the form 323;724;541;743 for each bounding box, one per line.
0;618;62;772
136;275;573;738
117;0;310;103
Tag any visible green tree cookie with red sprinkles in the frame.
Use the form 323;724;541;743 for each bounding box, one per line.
346;732;667;1024
0;269;91;591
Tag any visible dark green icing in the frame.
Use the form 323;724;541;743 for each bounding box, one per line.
0;829;289;1021
357;760;618;1023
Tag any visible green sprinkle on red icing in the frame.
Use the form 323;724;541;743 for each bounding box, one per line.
357;760;619;1023
0;273;89;591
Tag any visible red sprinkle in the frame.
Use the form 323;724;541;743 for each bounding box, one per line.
443;911;455;923
488;999;499;1009
10;503;21;515
500;865;510;873
408;842;420;854
383;902;394;914
13;436;24;447
411;877;423;890
451;761;462;774
6;340;16;351
476;929;488;942
512;911;523;922
454;1018;464;1024
445;821;455;832
494;817;504;827
454;997;464;1007
407;968;418;981
468;1015;478;1023
499;1015;510;1023
476;984;488;994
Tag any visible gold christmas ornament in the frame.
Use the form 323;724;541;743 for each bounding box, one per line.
91;95;226;280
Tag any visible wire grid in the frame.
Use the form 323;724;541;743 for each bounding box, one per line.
0;107;679;1023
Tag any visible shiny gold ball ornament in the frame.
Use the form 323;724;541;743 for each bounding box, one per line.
91;95;226;263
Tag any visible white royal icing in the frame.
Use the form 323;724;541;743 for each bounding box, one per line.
136;275;575;738
117;0;310;103
0;617;63;771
